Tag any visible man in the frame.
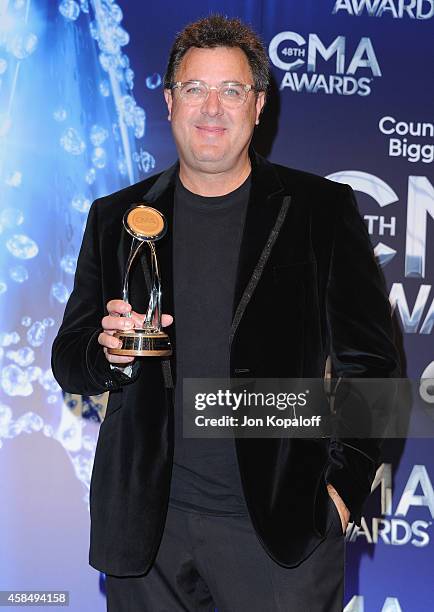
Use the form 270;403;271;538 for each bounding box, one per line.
51;14;399;611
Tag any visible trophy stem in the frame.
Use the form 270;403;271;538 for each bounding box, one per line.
144;241;162;331
122;239;145;310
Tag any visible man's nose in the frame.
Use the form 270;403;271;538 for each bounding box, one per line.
200;88;224;116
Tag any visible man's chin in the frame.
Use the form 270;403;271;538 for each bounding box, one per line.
192;146;227;164
190;150;230;171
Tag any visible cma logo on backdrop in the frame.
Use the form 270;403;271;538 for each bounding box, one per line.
268;31;381;96
332;0;434;19
346;464;434;547
328;171;434;337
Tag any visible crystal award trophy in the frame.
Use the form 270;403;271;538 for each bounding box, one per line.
108;205;172;357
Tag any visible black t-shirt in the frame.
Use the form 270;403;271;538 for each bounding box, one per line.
169;172;251;515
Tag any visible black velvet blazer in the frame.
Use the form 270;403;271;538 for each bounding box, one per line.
51;150;400;576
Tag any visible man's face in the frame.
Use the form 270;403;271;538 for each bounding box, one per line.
164;46;265;173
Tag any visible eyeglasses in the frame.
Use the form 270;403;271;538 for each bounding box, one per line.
171;80;256;107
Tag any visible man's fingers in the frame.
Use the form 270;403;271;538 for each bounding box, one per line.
98;331;124;349
105;301;174;329
104;303;173;334
123;312;174;327
130;311;146;327
99;333;136;365
102;314;135;332
103;347;135;365
162;314;173;327
106;299;132;316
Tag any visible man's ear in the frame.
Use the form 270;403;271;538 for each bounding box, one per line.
255;91;266;125
164;89;173;121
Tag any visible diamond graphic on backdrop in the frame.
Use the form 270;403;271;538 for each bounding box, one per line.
27;321;45;347
21;316;31;327
99;80;110;96
21;412;44;431
146;73;162;90
59;0;80;21
60;254;77;274
120;54;130;69
51;282;70;303
99;52;117;72
9;265;28;283
39;368;61;393
53;108;67;122
6;347;35;367
0;332;20;347
14;412;44;433
136;149;155;173
133;106;145;138
118;157;127;176
5;171;22;187
7;32;38;60
0;208;24;228
92;146;106;168
60;127;86;155
125;68;134;89
80;0;89;13
6;234;38;259
118;95;146;137
100;36;119;56
90;124;108;146
85;168;96;184
0;403;12;431
27;366;42;382
117;28;129;46
111;4;123;23
1;364;33;397
71;194;91;213
43;317;55;327
89;20;99;40
73;455;93;482
120;95;135;122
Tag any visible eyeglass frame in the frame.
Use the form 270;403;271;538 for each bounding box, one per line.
170;80;259;106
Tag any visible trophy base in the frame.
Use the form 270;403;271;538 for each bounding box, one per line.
109;329;172;357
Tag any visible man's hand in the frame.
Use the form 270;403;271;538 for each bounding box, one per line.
98;299;174;365
327;483;350;535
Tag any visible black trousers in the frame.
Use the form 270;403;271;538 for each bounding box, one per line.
105;502;345;612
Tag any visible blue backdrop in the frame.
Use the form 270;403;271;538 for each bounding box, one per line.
0;1;433;610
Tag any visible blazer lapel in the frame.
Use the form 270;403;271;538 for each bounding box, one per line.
230;151;292;344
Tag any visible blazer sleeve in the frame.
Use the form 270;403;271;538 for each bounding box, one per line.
51;199;141;396
324;184;400;526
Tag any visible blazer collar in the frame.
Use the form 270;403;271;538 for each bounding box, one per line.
141;148;285;205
